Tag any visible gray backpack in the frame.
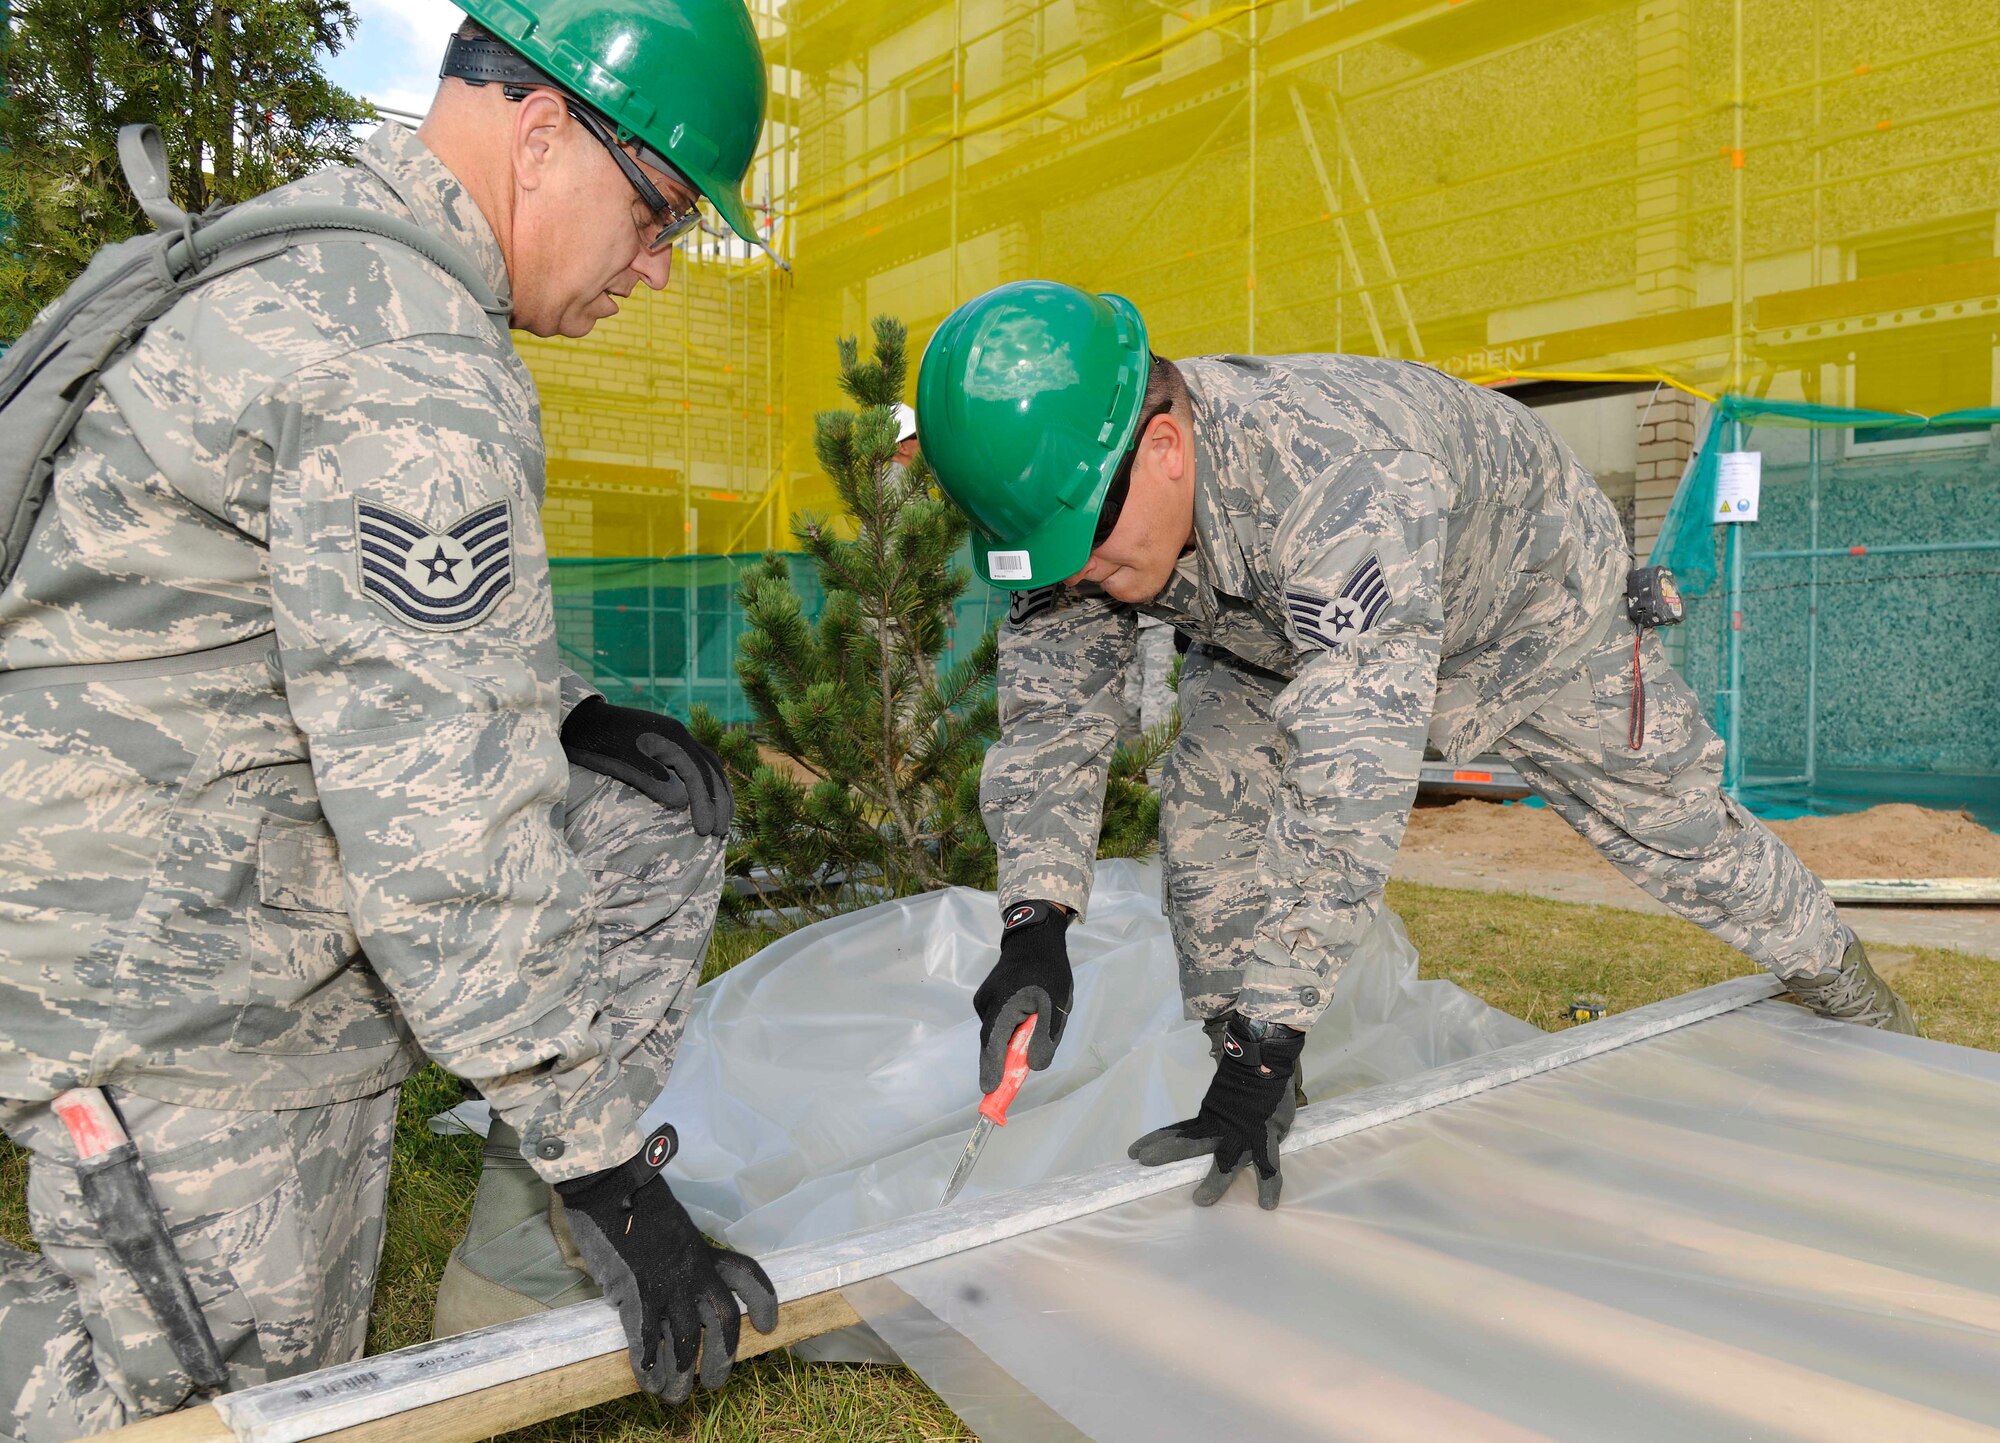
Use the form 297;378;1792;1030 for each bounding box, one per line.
0;124;508;588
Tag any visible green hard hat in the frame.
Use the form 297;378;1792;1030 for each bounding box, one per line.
456;0;768;244
916;281;1150;590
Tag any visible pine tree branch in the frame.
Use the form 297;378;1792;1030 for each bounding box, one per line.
725;316;1000;905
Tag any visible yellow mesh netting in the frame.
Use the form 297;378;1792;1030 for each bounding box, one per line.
522;0;2000;557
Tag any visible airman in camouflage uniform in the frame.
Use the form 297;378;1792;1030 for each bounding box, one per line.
920;282;1917;1209
986;350;1882;1024
0;0;774;1422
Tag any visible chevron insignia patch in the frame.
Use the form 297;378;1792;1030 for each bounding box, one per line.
1286;554;1391;650
356;498;514;631
1008;585;1060;628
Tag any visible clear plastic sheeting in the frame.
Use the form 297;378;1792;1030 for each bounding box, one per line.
647;862;1535;1251
434;861;1534;1360
856;1004;2000;1443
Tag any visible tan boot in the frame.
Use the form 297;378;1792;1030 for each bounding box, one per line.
431;1117;600;1340
1785;930;1920;1037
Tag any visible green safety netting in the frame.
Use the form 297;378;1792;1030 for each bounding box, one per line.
1645;396;2000;820
1652;396;2000;594
549;549;1006;724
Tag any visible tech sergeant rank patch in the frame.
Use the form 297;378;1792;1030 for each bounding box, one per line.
356;497;515;631
1287;553;1391;651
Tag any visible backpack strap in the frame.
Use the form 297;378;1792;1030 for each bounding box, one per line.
113;124;510;326
117;125;191;236
0;133;514;590
170;205;511;326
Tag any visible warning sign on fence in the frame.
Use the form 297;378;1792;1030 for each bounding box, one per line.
1714;451;1762;523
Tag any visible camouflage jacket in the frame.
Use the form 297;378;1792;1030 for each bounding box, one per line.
983;354;1628;1025
0;126;644;1180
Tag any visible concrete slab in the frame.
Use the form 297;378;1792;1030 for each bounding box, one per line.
1390;854;2000;960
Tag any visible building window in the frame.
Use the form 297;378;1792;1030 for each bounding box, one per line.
900;64;953;195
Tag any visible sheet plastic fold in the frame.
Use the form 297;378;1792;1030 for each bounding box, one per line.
437;860;1537;1360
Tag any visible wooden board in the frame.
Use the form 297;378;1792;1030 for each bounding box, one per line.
1823;877;2000;906
100;973;1782;1443
94;1292;861;1443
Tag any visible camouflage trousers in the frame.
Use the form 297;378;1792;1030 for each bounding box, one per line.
429;766;725;1339
1494;619;1841;982
0;767;723;1440
0;1088;400;1443
1160;626;1842;1021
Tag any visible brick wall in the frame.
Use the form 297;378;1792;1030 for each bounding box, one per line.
1634;391;1698;560
1630;0;1698;560
516;254;785;559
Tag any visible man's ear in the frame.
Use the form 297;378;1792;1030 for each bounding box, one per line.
1144;409;1191;486
513;89;567;193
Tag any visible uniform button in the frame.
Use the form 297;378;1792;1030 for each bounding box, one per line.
1298;987;1321;1007
536;1137;566;1161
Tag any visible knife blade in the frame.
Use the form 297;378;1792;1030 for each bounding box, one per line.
939;1014;1037;1207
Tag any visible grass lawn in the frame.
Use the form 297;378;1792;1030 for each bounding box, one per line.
3;883;1993;1441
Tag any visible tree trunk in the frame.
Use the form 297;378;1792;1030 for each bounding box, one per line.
209;4;236;197
188;30;207;208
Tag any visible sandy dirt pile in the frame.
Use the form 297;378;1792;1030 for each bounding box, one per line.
1404;800;2000;880
1770;804;2000;880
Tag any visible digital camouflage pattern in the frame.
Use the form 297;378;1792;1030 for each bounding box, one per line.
440;749;725;1339
985;354;1845;1027
425;756;722;1341
553;761;723;1144
1159;644;1291;1019
0;124;670;1183
0;118;732;1435
0;1087;400;1443
1498;621;1840;983
0;761;722;1438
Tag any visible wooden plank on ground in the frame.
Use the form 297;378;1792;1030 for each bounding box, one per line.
1824;878;2000;907
102;973;1783;1443
92;1292;860;1443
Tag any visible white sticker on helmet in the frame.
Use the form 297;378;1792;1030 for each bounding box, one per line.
988;550;1032;580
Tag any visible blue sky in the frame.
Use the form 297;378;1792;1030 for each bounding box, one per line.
326;0;468;121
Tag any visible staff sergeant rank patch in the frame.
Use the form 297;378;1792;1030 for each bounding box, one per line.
356;498;514;631
1287;554;1391;650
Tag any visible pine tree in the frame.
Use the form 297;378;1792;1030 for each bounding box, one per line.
1098;715;1176;860
690;316;1177;919
693;317;999;918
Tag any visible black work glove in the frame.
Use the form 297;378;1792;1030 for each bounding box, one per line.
555;1125;778;1402
972;900;1072;1094
1204;1014;1310;1110
1129;1014;1305;1210
561;696;733;838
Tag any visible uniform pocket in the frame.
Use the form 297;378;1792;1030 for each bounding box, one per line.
34;1219;261;1415
29;1108;323;1405
1582;629;1724;813
256;823;348;912
228;819;404;1056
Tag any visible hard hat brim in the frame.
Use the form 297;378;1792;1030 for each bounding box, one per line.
705;184;761;246
971;501;1100;591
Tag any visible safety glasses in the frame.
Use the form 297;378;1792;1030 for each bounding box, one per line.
1092;446;1136;548
561;101;705;254
497;84;704;253
1091;361;1173;548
